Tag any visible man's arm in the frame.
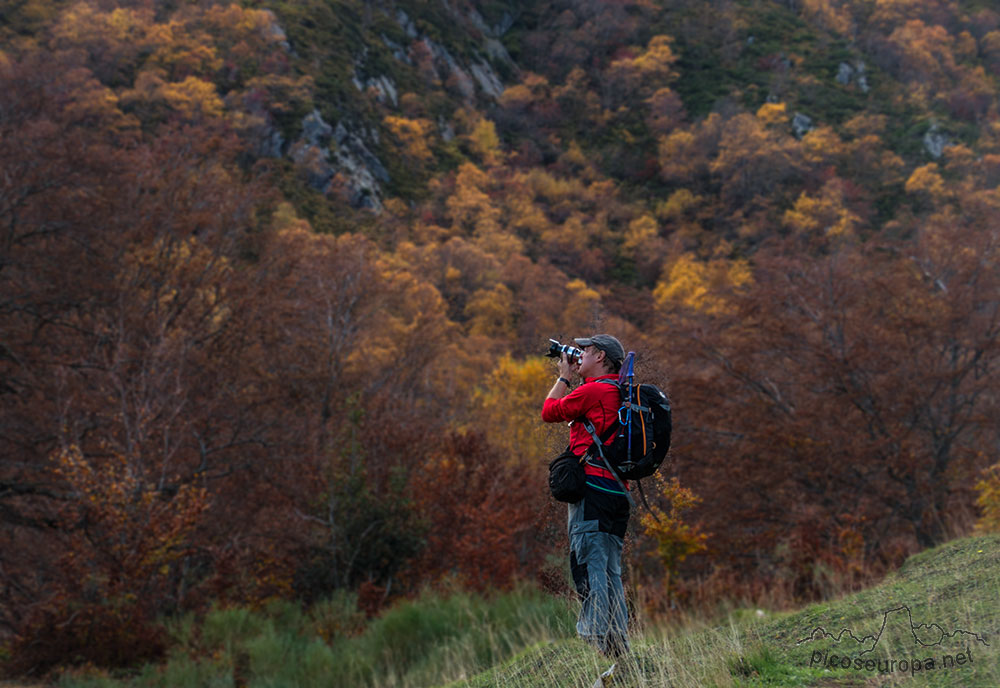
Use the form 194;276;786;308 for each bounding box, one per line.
546;376;570;400
542;353;582;422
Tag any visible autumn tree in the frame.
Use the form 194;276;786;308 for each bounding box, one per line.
408;431;559;591
639;477;709;608
656;217;1000;596
0;51;294;664
604;34;679;108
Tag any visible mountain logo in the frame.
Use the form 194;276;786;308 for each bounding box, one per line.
796;604;989;656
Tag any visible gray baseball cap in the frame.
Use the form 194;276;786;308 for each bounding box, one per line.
573;334;625;365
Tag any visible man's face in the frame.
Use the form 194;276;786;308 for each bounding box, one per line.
577;344;606;378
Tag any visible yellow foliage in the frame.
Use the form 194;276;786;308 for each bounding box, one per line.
447;163;499;233
203;3;277;36
562;140;589;169
271;201;312;233
60;67;134;129
522;168;587;204
467;117;503;166
106;6;149;40
498;71;549;110
121;235;232;339
52;2;139;44
843;113;888;137
801;0;851;34
800;125;845;165
471;212;524;260
956;30;977;60
905;163;946;197
640;477;709;596
508;194;553;238
756;102;788;127
606;34;678;104
655;188;702;220
629;35;678;81
465;283;514;338
943;144;975;175
710;113;803;203
872;0;926;28
541;213;589;255
783;179;861;238
624;215;659;255
975;463;1000;533
148;22;223;76
349;261;452;376
384;115;435;163
474;355;559;463
657;129;698;181
498;83;534;109
454;161;491;189
159;76;224;118
562;278;601;330
887;20;958;84
654;253;751;314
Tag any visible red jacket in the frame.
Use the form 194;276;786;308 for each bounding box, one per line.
541;374;626;487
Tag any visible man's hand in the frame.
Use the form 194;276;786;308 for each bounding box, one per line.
546;352;579;401
557;352;579;381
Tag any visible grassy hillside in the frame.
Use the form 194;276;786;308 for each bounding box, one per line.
455;534;999;688
54;534;998;688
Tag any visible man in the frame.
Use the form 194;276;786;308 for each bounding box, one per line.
541;334;630;657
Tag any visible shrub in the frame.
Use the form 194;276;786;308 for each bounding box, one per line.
975;462;1000;533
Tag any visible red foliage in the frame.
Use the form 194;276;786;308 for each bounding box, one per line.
407;432;560;591
653;216;1000;599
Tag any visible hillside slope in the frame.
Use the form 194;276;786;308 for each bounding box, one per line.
455;534;999;688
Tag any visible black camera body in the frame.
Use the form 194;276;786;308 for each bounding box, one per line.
546;339;583;362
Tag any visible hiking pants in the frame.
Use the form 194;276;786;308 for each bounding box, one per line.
568;502;629;655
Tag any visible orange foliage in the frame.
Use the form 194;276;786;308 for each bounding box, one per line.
639;477;709;604
975;463;1000;533
384;115;436;164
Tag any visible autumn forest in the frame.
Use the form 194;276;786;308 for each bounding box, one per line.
3;0;1000;675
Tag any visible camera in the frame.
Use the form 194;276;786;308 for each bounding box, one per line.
546;339;583;362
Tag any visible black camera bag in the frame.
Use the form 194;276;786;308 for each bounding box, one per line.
548;447;586;503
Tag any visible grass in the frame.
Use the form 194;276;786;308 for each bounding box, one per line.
52;534;1000;688
452;534;1000;688
56;585;575;688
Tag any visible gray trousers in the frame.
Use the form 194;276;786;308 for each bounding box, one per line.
568;501;630;654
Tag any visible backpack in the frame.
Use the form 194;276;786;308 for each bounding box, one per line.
581;352;672;506
596;380;672;480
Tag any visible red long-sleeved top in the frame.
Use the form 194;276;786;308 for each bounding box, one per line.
542;373;627;488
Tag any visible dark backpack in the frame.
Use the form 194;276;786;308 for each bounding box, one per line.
597;380;672;480
580;353;672;512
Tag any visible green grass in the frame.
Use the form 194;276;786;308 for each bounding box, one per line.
57;584;575;688
453;534;999;688
55;534;999;688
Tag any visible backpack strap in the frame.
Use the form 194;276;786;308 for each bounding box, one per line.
635;480;661;523
597;378;649;416
583;380;666;521
581;419;636;509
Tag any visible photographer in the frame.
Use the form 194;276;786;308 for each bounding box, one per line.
541;334;630;657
